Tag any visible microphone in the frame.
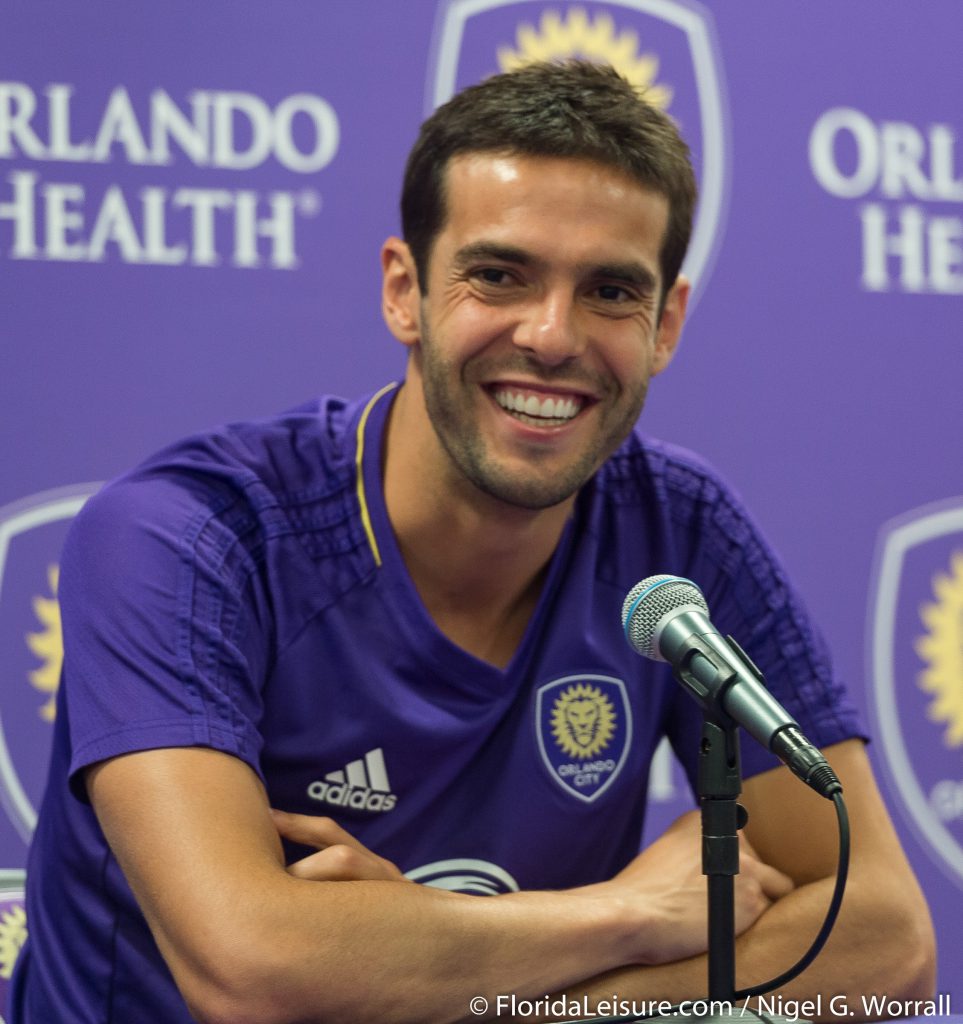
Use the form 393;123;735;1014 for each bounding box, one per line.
622;575;841;799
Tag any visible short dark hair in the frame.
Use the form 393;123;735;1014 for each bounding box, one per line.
401;60;697;299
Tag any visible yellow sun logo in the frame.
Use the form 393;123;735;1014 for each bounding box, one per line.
550;683;617;759
0;901;27;980
916;550;963;748
25;564;63;723
498;7;673;109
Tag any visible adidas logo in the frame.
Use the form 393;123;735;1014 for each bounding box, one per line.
307;747;398;813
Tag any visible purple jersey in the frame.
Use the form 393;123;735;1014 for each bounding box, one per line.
10;385;864;1022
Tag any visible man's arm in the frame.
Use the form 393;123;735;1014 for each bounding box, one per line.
737;738;935;1005
87;745;789;1024
547;739;936;1020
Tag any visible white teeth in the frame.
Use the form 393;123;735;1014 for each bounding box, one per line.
493;389;582;423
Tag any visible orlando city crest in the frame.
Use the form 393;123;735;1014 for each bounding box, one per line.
426;0;730;310
535;674;632;802
871;498;963;888
0;485;98;850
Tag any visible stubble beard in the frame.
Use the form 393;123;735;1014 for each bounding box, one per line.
417;321;649;512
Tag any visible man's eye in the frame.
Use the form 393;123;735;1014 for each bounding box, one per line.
474;267;511;286
596;284;631;302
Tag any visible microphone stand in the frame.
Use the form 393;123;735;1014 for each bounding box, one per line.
698;712;746;1007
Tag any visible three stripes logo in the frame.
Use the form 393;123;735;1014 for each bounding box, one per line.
307;747;397;813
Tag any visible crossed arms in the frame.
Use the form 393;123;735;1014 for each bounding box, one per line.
87;737;935;1024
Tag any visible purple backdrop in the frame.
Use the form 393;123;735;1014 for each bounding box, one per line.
1;0;960;1006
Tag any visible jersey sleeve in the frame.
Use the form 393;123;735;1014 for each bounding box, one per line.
655;451;867;786
60;466;275;795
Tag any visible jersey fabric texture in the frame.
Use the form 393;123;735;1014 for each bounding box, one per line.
10;384;865;1022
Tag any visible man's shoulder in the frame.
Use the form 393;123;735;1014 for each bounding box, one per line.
94;393;367;515
59;392;383;655
67;393;374;580
137;393;355;492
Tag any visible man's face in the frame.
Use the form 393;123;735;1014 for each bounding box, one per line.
392;152;687;511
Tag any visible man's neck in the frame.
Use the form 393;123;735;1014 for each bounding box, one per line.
382;383;574;668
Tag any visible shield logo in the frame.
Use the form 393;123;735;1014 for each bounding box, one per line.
426;0;730;309
870;498;963;888
0;484;99;847
535;673;632;802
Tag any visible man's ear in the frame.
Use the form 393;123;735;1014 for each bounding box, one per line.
381;237;422;347
652;273;690;376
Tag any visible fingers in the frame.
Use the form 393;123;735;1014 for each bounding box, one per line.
270;809;367;853
740;852;795;901
270;809;408;883
662;811;795;901
738;832;795;900
730;846;795;936
285;844;404;882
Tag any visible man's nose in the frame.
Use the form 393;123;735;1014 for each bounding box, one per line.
512;291;586;366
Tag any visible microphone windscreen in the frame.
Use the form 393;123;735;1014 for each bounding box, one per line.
621;575;708;659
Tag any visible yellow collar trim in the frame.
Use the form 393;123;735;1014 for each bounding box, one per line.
355;382;398;568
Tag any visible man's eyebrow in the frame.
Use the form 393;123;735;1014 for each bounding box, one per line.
589;262;659;293
452;241;536;268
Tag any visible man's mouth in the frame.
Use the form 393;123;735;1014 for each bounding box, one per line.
491;386;585;427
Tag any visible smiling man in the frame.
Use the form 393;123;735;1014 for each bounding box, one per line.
11;62;934;1024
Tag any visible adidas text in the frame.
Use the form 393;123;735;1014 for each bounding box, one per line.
307;781;397;812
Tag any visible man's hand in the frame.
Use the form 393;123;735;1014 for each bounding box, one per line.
271;809;410;883
602;809;794;966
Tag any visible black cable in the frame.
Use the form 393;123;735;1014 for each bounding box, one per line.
734;788;850;999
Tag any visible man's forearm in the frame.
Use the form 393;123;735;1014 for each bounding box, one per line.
539;872;935;1024
734;872;935;1016
205;875;641;1024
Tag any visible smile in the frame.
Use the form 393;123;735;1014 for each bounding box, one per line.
492;387;584;426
